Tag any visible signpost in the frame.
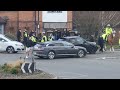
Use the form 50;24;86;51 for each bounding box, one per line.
21;62;35;73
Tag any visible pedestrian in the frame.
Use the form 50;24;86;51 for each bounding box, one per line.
41;32;47;42
98;34;104;52
17;29;22;42
23;29;29;46
29;30;35;37
25;36;32;58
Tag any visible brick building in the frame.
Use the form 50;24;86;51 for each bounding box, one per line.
0;11;73;37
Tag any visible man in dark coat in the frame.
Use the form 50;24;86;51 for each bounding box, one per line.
17;29;22;42
98;34;104;52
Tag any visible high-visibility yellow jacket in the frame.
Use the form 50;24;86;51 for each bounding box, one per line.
30;36;36;43
102;34;106;40
48;36;53;41
24;32;28;37
119;38;120;45
41;36;47;42
105;27;112;36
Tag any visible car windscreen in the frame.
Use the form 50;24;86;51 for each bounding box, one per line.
4;35;14;41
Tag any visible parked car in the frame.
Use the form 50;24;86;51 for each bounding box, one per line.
33;41;87;59
59;36;98;54
0;34;24;53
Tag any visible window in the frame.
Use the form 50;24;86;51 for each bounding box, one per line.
69;38;76;43
47;11;62;13
76;38;84;44
48;44;55;46
0;38;7;42
54;43;64;46
63;42;74;46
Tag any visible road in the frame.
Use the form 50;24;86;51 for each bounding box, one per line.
1;50;120;79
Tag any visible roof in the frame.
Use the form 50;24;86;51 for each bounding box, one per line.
62;36;80;38
45;41;68;43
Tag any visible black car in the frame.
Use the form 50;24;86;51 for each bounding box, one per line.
59;36;98;54
33;41;87;59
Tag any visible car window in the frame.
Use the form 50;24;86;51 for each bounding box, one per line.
63;41;74;46
76;38;84;44
69;38;76;43
47;44;55;46
0;38;7;42
54;43;64;46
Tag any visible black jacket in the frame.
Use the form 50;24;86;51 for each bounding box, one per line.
98;36;104;45
17;30;21;38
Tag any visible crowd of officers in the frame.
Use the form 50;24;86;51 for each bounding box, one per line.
17;29;55;47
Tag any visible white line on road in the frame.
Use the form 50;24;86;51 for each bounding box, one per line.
96;57;117;60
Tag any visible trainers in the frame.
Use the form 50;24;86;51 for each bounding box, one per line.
26;56;28;58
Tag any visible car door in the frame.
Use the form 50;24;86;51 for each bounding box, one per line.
63;42;77;55
0;37;8;51
53;43;66;55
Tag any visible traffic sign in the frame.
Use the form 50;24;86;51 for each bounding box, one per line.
21;62;35;73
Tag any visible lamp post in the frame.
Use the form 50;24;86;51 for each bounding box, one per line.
37;11;40;36
17;11;19;31
34;11;37;35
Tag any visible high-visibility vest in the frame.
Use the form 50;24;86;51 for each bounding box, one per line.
119;38;120;45
24;32;28;37
105;27;112;36
30;36;36;42
102;34;106;40
41;36;47;42
48;36;53;41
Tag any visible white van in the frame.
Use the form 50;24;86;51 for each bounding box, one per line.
0;34;24;53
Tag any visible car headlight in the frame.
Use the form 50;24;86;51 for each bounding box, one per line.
15;44;21;46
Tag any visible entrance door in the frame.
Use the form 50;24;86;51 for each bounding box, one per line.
0;25;4;34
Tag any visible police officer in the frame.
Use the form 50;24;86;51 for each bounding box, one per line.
48;33;53;41
104;24;113;41
41;32;47;42
29;33;37;46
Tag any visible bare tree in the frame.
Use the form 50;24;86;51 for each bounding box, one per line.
73;11;120;39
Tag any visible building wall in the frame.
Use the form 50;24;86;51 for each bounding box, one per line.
0;11;73;36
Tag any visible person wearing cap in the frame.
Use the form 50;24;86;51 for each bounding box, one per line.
104;24;113;41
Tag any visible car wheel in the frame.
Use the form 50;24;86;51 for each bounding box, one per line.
6;46;15;53
47;51;55;59
77;49;86;58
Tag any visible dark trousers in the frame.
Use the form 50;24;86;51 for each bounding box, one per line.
17;37;21;42
99;44;103;52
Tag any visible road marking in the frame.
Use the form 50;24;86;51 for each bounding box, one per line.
96;57;117;60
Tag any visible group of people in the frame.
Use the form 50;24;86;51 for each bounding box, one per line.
16;28;55;58
98;24;114;52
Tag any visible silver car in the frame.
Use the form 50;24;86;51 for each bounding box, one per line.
33;41;87;59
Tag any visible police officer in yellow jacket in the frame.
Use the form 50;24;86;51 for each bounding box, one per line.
29;33;37;46
48;33;53;41
23;29;29;46
104;24;113;41
41;32;47;42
